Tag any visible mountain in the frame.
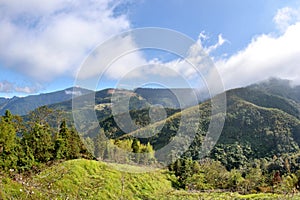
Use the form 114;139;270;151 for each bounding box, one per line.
0;87;92;116
12;78;300;169
0;97;9;105
226;87;300;119
250;78;300;105
3;79;300;199
48;87;204;127
50;87;204;111
134;88;207;108
112;81;300;169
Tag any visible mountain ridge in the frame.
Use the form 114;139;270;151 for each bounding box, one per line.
0;87;93;115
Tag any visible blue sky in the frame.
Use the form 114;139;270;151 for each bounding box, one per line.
1;0;300;97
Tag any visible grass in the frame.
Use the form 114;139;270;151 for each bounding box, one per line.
1;159;300;199
1;159;173;199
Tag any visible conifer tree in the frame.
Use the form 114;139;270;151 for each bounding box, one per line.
25;123;53;163
0;110;18;171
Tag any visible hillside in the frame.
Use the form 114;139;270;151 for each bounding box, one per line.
227;87;300;119
215;95;300;158
250;78;300;104
0;159;284;200
115;85;300;169
0;159;172;199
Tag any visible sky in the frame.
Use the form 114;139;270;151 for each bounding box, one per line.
1;0;300;97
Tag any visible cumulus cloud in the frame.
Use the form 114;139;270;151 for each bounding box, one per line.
0;80;40;93
0;0;130;82
216;19;300;89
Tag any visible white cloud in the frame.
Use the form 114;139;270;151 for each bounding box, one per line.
273;7;300;32
0;80;40;93
77;30;225;89
78;34;147;80
65;90;82;96
205;34;227;54
0;0;227;92
145;32;226;80
0;0;130;82
216;21;300;89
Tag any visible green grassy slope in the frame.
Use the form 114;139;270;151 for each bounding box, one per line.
0;159;293;200
1;159;174;200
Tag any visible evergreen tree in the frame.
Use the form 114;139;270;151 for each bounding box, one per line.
0;110;18;171
25;123;54;163
54;120;70;159
67;127;82;159
17;139;35;172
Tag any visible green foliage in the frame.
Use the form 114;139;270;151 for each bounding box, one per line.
54;120;71;159
1;159;175;200
0;108;92;174
95;136;156;165
227;169;244;191
94;129;107;159
211;142;253;170
0;110;18;171
24;123;54;163
278;173;298;193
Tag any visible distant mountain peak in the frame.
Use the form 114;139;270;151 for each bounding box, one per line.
0;86;93;116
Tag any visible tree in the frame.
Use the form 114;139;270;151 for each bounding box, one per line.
280;174;298;194
94;129;108;160
139;142;155;165
131;138;141;163
54;120;70;159
24;123;54;163
228;169;244;191
17;139;35;172
132;138;140;153
243;166;264;192
0;110;18;171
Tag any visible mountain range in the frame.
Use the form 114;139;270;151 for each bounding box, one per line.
2;78;300;169
0;87;93;116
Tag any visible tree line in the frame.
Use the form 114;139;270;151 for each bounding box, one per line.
0;107;157;175
168;156;300;195
0;107;92;174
